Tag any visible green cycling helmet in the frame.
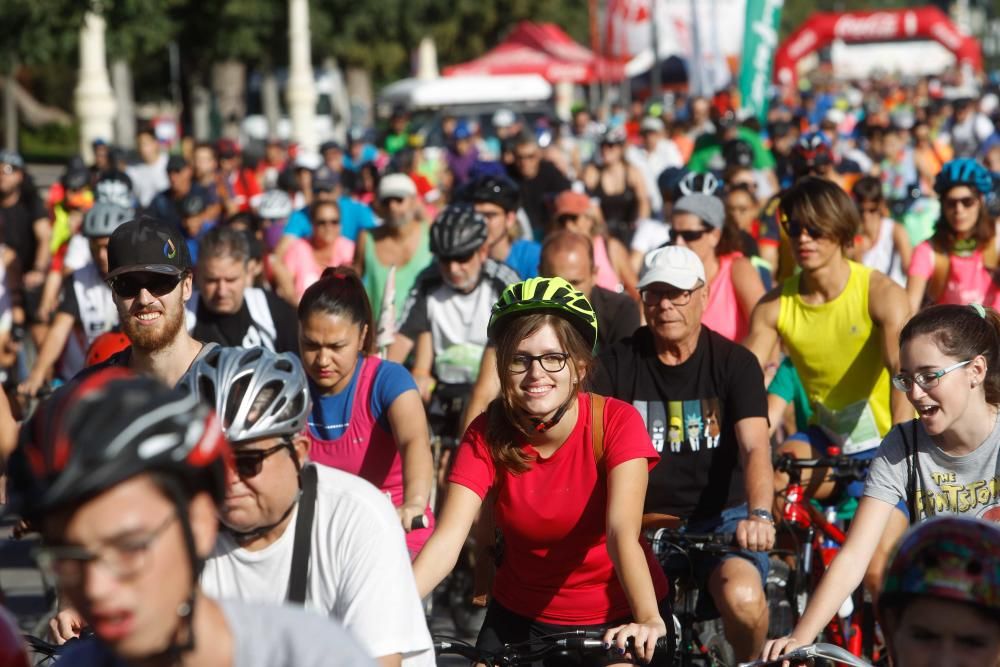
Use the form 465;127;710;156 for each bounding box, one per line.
879;515;1000;615
488;277;598;352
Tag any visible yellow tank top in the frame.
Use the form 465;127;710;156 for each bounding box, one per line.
777;261;892;454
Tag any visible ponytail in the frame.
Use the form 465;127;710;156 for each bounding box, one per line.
297;267;374;354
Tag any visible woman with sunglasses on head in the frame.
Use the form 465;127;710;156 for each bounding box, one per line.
275;200;355;304
413;277;670;665
761;303;1000;661
668;191;765;343
906;158;999;313
297;266;434;556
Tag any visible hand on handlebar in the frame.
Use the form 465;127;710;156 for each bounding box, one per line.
49;608;85;645
760;635;806;665
736;518;775;552
603;615;667;664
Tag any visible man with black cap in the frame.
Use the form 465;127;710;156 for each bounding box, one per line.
82;214;211;388
461;174;539;279
147;155;220;235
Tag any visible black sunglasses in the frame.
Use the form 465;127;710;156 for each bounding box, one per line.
440;250;477;264
110;272;183;299
668;227;711;244
232;442;293;478
782;218;826;240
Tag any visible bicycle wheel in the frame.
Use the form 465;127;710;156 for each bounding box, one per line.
765;555;795;638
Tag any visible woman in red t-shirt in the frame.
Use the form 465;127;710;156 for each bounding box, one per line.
413;276;670;664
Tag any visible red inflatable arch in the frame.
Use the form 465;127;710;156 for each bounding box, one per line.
774;6;982;85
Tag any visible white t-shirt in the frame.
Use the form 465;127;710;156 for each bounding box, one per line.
630;218;670;256
58;599;376;667
63;234;92;274
125;153;169;208
201;465;434;666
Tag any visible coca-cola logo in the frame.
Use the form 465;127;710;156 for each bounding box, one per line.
930;22;963;51
834;13;899;41
786;28;817;60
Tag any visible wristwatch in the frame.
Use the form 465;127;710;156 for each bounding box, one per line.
750;508;774;524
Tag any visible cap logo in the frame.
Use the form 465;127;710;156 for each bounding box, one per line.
164;239;177;259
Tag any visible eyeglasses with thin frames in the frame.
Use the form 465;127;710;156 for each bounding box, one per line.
34;513;177;585
641;284;703;307
891;359;972;392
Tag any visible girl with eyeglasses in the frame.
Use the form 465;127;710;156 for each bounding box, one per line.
297;267;435;556
413;277;671;665
906;158;999;313
762;303;1000;661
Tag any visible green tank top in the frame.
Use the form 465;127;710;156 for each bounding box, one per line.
362;223;432;324
777;261;892;454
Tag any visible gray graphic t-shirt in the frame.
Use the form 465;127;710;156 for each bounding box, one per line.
864;415;1000;522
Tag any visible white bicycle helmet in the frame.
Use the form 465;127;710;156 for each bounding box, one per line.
182;346;310;443
678;171;719;197
83;201;134;239
257;189;293;220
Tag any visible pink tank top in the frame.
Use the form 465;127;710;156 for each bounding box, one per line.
593;235;621;292
307;355;434;555
702;252;747;342
285;237;356;300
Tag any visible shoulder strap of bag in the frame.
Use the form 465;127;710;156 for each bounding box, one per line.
590;393;606;475
286;464;319;605
904;419;920;526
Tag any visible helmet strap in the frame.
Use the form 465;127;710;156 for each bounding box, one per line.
524;389;577;434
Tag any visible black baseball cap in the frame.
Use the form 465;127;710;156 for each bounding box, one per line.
166;154;189;172
106;215;192;280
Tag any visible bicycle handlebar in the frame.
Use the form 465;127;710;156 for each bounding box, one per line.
434;629;672;665
773;454;870;479
737;642;873;667
410;514;428;530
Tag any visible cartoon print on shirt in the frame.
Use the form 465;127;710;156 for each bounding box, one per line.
635;397;724;454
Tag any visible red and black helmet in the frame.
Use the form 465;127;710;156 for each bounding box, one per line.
791;132;833;176
6;367;229;523
84;331;131;368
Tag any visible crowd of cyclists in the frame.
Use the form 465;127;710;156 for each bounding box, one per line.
0;68;998;666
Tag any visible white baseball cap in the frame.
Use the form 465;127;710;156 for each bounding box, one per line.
378;173;418;200
637;246;706;291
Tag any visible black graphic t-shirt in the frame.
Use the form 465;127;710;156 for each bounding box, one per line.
191;289;298;353
590;326;767;520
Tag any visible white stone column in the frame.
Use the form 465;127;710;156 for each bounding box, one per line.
74;11;117;163
287;0;318;153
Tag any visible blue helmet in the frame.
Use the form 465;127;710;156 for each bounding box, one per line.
934;158;993;196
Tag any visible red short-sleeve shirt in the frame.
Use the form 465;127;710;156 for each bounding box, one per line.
450;393;670;624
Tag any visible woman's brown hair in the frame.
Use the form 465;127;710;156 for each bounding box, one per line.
899;303;1000;404
485;313;594;474
297;266;374;354
930;188;992;255
779;176;859;249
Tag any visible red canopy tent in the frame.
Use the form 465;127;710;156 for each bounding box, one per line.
444;21;625;84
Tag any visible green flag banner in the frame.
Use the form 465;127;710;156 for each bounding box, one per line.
738;0;784;123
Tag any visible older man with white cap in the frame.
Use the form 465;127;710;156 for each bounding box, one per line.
354;173;433;322
589;244;775;662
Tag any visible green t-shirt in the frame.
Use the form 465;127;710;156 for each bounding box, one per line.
768;357;812;433
687;127;776;173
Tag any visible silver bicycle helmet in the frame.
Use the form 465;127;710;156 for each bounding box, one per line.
182;346;310;443
83;201;134;239
257;189;293;220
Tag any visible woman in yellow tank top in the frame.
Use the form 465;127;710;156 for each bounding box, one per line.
744;176;914;597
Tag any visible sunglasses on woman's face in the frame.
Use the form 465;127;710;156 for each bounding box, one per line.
313;217;341;226
782;218;826;240
110;272;183;299
668;227;711;244
943;195;979;210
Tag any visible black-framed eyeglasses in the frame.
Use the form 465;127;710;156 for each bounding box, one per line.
509;352;570;374
641;284;703;307
782;218;826;240
668;227;711;245
891;359;972;392
34;513;177;585
110;272;184;299
232;441;294;478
